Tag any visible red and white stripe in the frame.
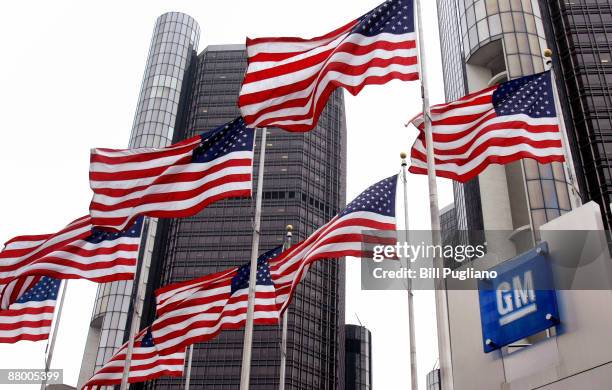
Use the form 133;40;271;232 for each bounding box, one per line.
0;293;56;344
82;328;185;389
270;210;396;313
89;135;253;230
151;268;279;353
0;216;139;309
409;87;565;182
239;18;418;132
0;276;43;312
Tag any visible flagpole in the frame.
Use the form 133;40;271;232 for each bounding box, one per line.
400;153;418;390
185;345;194;390
279;224;293;390
121;217;150;390
414;0;454;389
240;127;268;390
40;279;68;390
544;48;582;209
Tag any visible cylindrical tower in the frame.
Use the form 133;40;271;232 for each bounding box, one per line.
454;0;572;252
128;12;200;149
77;12;200;387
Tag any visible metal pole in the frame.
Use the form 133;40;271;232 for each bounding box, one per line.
120;217;150;390
40;279;68;390
240;127;268;390
185;345;194;390
544;49;582;209
520;160;539;247
415;0;454;389
400;153;418;390
279;225;293;390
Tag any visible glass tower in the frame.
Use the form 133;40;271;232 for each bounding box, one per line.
78;12;200;387
539;0;612;230
136;44;347;390
435;0;573;253
344;324;372;390
437;0;485;250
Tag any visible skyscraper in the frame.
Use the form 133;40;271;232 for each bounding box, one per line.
435;0;574;258
141;44;347;390
538;0;612;230
79;14;347;390
78;12;200;386
432;2;601;389
344;324;372;390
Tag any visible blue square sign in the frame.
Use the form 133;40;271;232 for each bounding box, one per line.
478;242;560;353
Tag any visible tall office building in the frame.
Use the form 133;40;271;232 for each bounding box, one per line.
78;12;200;386
435;0;573;257
79;13;347;390
141;44;347;390
437;0;485;250
425;369;441;390
538;0;612;230
432;2;611;389
344;324;372;390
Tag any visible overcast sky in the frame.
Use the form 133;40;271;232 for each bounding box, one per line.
0;1;453;389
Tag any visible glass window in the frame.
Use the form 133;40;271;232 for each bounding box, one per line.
478;19;490;40
489;14;502;36
486;0;499;13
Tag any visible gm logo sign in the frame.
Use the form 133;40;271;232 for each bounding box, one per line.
478;243;560;353
496;270;536;326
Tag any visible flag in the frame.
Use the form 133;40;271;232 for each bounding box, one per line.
269;175;398;312
0;276;60;344
238;0;418;132
151;248;282;353
0;216;143;309
409;70;565;182
89;117;255;230
82;327;185;389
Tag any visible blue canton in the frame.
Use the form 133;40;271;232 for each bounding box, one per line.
140;327;155;347
230;247;279;295
16;276;60;303
192;117;255;163
492;71;556;118
340;175;397;218
355;0;414;36
86;216;144;244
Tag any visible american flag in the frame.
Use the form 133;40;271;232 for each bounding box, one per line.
0;276;60;344
89;117;255;230
409;71;565;182
0;216;143;309
270;175;398;312
238;0;418;132
82;327;185;389
151;248;282;353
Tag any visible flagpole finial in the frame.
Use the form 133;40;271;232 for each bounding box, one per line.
286;225;293;236
400;152;407;159
543;48;553;68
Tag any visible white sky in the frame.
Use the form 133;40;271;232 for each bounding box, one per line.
0;1;453;389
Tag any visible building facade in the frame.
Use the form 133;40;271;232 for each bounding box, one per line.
434;1;612;389
344;324;372;390
437;0;485;251
79;14;347;390
538;0;612;230
436;0;574;259
78;12;200;386
141;44;347;390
